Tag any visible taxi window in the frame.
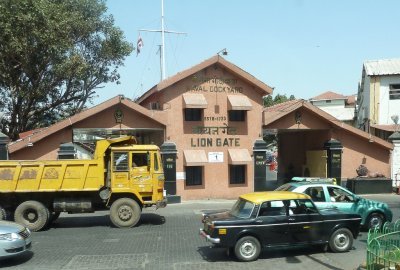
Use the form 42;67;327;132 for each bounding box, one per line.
305;186;326;202
288;199;318;215
259;200;286;217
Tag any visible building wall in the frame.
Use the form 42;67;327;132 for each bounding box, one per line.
378;76;400;125
144;66;266;200
332;128;391;178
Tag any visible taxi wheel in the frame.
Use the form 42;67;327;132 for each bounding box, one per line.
367;213;385;230
329;228;353;253
234;236;261;262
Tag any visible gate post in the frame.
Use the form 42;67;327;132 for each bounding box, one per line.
323;139;343;185
253;139;268;191
0;132;9;160
388;131;400;188
160;141;180;203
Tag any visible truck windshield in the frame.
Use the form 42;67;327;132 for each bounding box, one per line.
230;198;254;218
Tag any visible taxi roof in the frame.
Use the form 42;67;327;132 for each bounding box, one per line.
239;191;310;204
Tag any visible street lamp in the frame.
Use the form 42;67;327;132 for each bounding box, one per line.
217;48;228;56
391;115;399;132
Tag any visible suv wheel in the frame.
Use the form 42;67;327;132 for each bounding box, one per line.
367;213;385;230
234;236;261;261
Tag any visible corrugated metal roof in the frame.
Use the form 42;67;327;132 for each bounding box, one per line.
364;59;400;76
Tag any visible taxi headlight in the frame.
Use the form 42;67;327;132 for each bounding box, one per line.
0;232;22;241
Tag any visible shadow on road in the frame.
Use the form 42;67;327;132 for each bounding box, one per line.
197;245;344;269
0;251;33;268
49;212;165;229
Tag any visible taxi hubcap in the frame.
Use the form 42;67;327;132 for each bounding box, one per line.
118;206;133;221
334;233;349;248
240;241;256;258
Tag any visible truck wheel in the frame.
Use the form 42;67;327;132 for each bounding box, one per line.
0;206;7;220
329;228;353;253
234;236;261;262
110;198;141;228
14;201;50;232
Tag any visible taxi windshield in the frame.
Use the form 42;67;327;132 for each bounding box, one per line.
230;198;255;218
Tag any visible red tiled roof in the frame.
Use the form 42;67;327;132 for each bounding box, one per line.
346;95;356;105
371;124;398;132
263;100;393;150
8;96;167;153
310;91;347;101
136;55;273;104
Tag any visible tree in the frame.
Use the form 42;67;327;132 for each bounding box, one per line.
0;0;133;140
263;94;296;107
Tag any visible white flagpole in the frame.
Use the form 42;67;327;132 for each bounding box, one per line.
161;0;166;80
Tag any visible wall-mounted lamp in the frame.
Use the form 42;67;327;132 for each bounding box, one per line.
217;48;228;56
295;111;302;124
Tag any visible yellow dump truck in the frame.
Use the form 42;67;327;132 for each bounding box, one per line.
0;136;167;231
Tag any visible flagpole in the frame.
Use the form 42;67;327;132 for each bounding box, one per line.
161;0;166;80
138;0;187;82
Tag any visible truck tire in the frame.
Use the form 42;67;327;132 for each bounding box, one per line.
14;201;50;232
0;206;7;220
329;228;353;253
110;198;141;228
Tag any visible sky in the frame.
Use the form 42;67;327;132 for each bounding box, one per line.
97;0;400;104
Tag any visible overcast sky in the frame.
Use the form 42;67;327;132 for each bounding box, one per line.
96;0;400;104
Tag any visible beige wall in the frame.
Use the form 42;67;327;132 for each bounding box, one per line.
145;65;266;200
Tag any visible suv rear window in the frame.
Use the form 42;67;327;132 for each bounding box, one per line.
275;183;296;191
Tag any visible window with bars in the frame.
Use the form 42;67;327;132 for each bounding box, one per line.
185;166;203;186
184;108;202;121
228;110;246;121
229;165;246;184
390;84;400;100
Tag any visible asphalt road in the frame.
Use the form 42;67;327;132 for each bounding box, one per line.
1;194;399;270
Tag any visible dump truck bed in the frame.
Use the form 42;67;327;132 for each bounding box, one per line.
0;158;104;192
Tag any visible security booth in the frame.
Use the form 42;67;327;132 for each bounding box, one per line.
0;132;9;160
160;141;181;203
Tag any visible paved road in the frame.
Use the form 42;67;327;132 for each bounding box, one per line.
1;194;399;270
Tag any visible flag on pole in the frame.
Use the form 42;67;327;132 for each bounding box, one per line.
137;36;144;56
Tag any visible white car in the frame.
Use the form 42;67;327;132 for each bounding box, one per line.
0;220;32;259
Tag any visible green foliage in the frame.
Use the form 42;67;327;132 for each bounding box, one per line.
0;0;133;140
263;94;296;107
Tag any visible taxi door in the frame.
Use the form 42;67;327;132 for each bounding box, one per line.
288;199;324;245
255;200;290;247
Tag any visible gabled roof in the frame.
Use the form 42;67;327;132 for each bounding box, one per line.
8;96;166;153
263;100;393;150
136;55;273;104
310;91;347;101
364;59;400;76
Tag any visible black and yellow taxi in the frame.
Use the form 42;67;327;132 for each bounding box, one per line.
199;191;362;261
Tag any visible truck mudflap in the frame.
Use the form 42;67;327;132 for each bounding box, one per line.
156;198;168;209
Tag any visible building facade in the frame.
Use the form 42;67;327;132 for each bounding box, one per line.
137;56;273;200
355;59;400;139
6;56;395;200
